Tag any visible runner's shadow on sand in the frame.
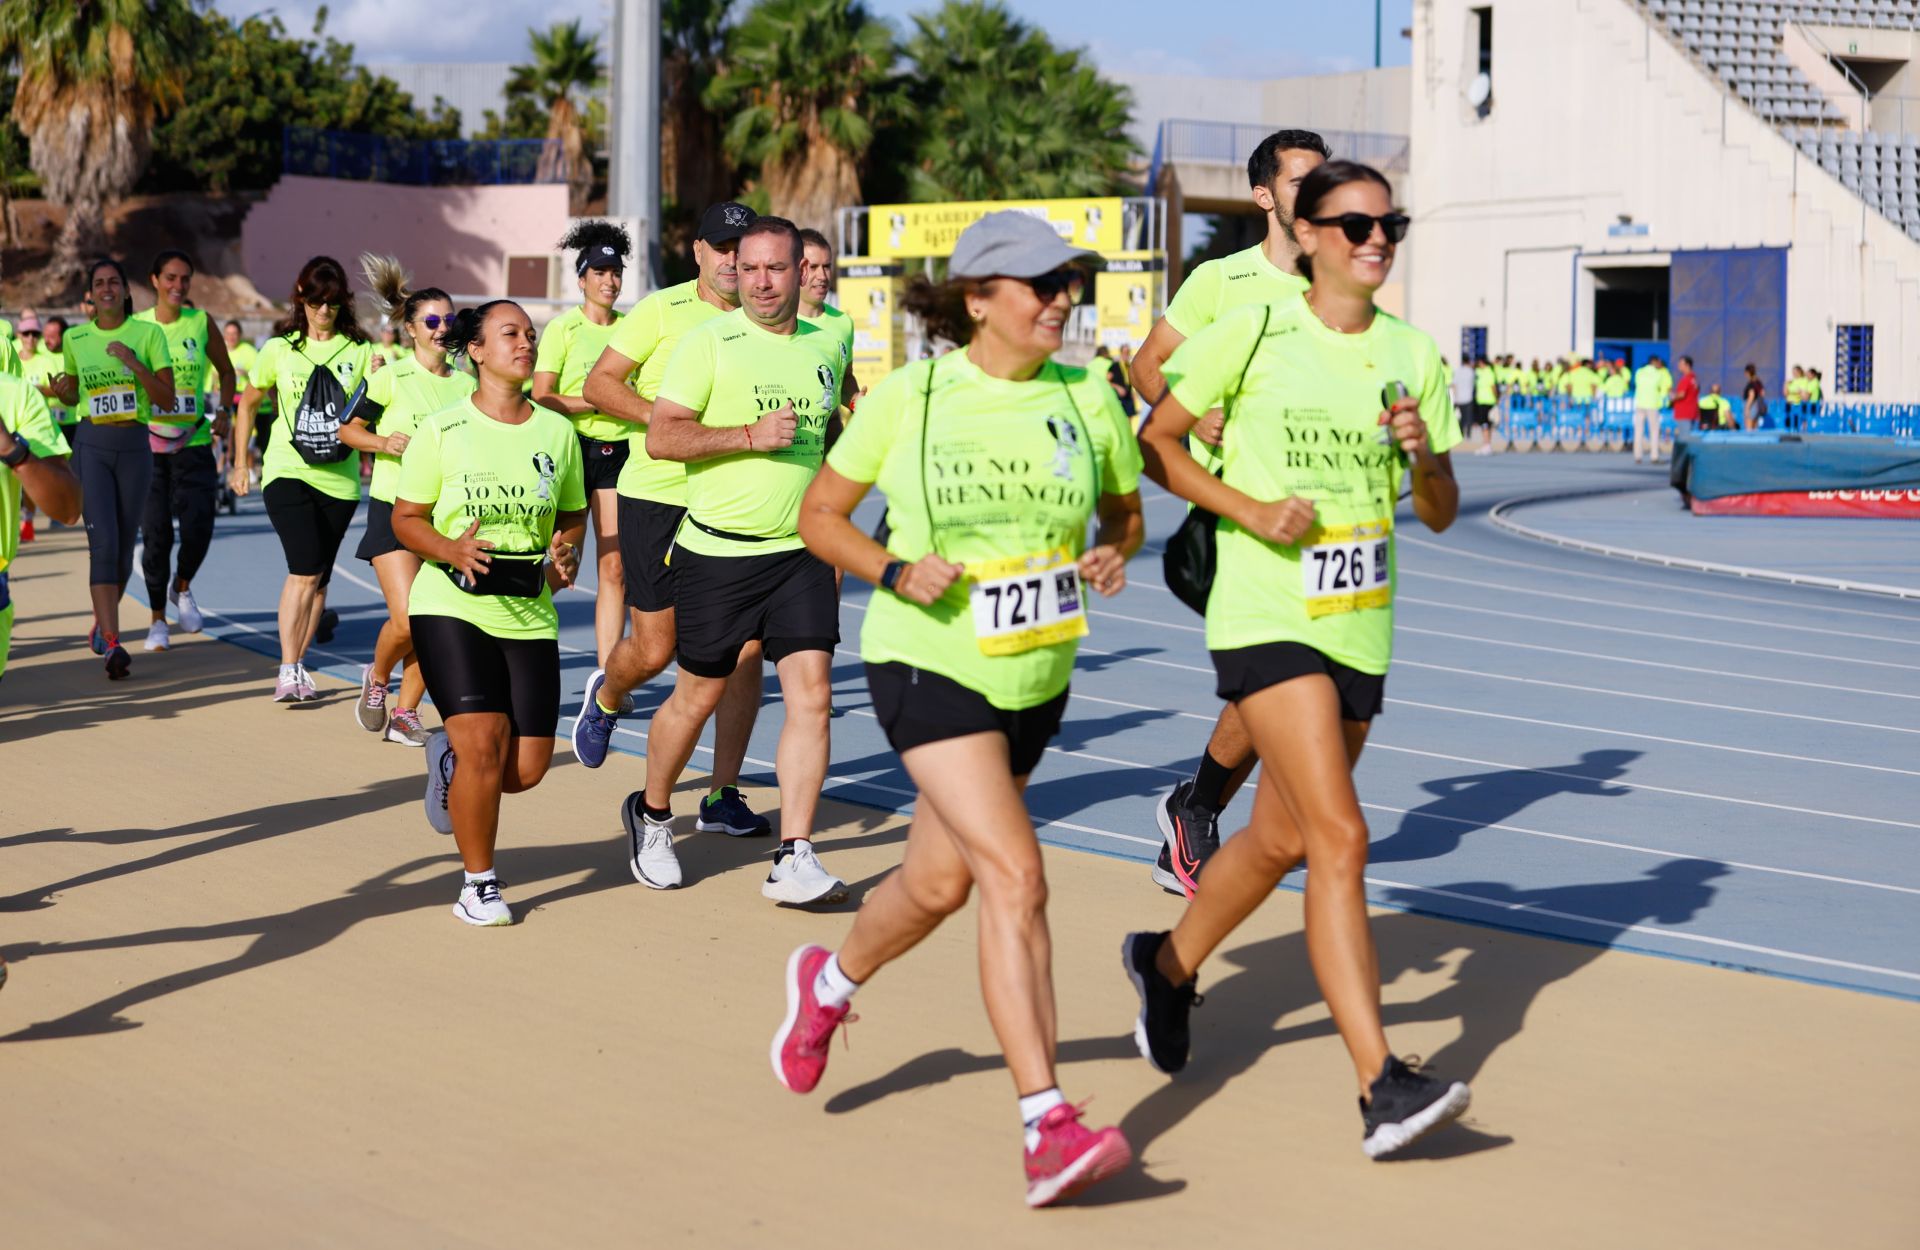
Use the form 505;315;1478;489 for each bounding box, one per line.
1115;859;1727;1161
0;648;269;743
1368;749;1640;865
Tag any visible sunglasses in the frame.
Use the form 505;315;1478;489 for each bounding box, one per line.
1307;212;1411;245
1019;269;1085;304
418;315;453;331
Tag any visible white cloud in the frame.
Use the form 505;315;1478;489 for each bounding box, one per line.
212;0;610;64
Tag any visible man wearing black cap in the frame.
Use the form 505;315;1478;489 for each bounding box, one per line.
573;202;770;888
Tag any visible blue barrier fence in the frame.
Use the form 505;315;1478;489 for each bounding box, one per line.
281;127;568;186
1496;395;1920;443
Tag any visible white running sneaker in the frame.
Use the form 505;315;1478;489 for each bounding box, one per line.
294;662;320;702
762;840;848;906
143;621;171;652
453;877;512;926
425;732;456;834
171;587;204;633
623;793;682;889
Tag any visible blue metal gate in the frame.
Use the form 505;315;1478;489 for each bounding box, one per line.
1670;247;1787;404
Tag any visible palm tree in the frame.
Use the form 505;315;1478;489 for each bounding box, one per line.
513;19;605;213
662;0;735;235
705;0;895;240
0;0;198;293
900;1;1136;202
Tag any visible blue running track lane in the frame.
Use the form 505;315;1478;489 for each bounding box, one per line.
147;456;1920;1000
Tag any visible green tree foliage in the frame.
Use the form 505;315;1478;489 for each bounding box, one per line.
145;8;460;195
897;1;1137;202
704;0;895;232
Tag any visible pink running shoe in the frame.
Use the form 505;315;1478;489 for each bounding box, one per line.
1024;1103;1133;1208
771;944;855;1094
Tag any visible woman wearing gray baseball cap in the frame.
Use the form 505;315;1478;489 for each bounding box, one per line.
772;211;1146;1207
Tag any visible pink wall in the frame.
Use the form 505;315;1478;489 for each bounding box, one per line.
240;175;570;302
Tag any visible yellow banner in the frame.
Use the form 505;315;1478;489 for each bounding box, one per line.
1094;251;1164;351
867;198;1126;259
834;259;906;385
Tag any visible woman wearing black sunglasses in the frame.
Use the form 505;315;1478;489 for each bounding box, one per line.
340;256;474;746
1127;159;1471;1159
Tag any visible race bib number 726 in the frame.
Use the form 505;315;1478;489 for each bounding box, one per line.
1301;519;1392;618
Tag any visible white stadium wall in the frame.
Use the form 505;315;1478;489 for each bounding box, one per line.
1408;0;1920;399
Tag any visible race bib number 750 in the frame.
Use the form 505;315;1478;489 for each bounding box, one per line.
1301;519;1392;618
968;546;1089;656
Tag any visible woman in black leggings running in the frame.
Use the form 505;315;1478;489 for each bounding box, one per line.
52;259;177;679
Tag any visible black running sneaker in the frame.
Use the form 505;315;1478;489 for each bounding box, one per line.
1122;931;1202;1074
314;608;340;646
1150;845;1184;896
1154;781;1221;898
1360;1056;1471;1159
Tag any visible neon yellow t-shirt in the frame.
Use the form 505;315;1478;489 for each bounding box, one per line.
0;336;19;378
61;319;171;424
656;309;842;559
398;399;587;641
21;351;70;426
535;304;627;443
0;373;70;574
607;281;732;505
364;354;476;503
829;351;1141;709
1163;295;1461;674
250;334;375;501
1473;366;1496;405
1561;367;1600;400
1163;244;1308;338
1632;365;1670;406
801;303;855;382
1807;378;1823;403
133;307;217;446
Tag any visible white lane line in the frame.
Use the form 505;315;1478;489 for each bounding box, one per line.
1400;594;1920;673
1401;567;1920;646
1359;801;1920;897
1089;607;1204;633
1383;698;1920;777
1364;743;1920;831
1364;876;1920;984
1398;531;1920;623
1391;658;1920;736
197;607;363;671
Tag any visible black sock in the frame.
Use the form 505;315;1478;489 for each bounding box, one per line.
1190;750;1234;813
644;801;672;822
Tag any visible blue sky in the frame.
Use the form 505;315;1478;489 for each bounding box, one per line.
212;0;1414;78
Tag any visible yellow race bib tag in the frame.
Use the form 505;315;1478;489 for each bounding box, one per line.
1300;518;1392;618
967;546;1089;656
89;385;138;420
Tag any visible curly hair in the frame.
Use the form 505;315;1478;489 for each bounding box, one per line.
902;273;994;348
559;219;633;273
272;256;369;348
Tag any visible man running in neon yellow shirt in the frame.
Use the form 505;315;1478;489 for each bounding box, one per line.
1121;127;1331;896
1632;355;1672;463
797;227;860;417
1560;358;1600;401
625;216;849;905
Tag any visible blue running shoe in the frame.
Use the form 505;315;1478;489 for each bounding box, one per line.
571;668;620;768
89;625;106;656
696;785;773;837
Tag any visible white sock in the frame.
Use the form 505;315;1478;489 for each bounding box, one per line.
812;953;859;1008
464;870;495;885
1019;1087;1066;1130
279;663;298;680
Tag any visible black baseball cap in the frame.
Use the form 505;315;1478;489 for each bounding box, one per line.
576;242;626;274
697;201;756;244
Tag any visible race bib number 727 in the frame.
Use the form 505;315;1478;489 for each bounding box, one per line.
968;546;1089;656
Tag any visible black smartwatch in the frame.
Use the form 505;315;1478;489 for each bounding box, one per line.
0;435;28;469
879;560;906;594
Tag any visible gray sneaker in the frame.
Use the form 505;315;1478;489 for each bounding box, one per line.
355;664;388;732
385;706;432;746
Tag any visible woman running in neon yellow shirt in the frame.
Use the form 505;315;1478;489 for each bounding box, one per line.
340;255;474;747
532;220;630;666
777;212;1143;1207
1129;160;1472;1159
392;301;587;926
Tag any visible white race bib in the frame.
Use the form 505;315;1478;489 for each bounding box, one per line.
165;393;199;419
968;546;1089;656
1300;519;1392;618
89;386;138;420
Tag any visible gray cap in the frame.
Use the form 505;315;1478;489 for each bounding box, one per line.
947;210;1097;279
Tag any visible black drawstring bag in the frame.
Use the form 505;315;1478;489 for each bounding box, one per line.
289;342;365;465
1159;304;1269;618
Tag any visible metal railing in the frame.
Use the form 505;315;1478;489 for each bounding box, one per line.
281;127;570;186
1494;394;1920;445
1148;120;1410;194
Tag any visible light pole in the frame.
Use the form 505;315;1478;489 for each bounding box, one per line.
1374;0;1383;68
608;0;661;290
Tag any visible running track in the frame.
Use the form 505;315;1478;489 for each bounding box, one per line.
142;455;1920;1000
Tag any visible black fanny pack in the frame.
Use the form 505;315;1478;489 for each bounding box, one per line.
437;555;546;599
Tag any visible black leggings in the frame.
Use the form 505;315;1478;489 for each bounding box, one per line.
410;613;561;737
263;477;358;588
75;422;153;588
142;444;218;603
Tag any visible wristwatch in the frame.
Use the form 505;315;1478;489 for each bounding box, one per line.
0;433;28;468
879;560;906;593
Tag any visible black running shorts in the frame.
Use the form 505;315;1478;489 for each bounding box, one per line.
671;545;838;678
355;497;405;562
578;434;631;493
617;495;686;613
1210;640;1385;723
263;477;357;586
866;662;1067;777
410;612;561;737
